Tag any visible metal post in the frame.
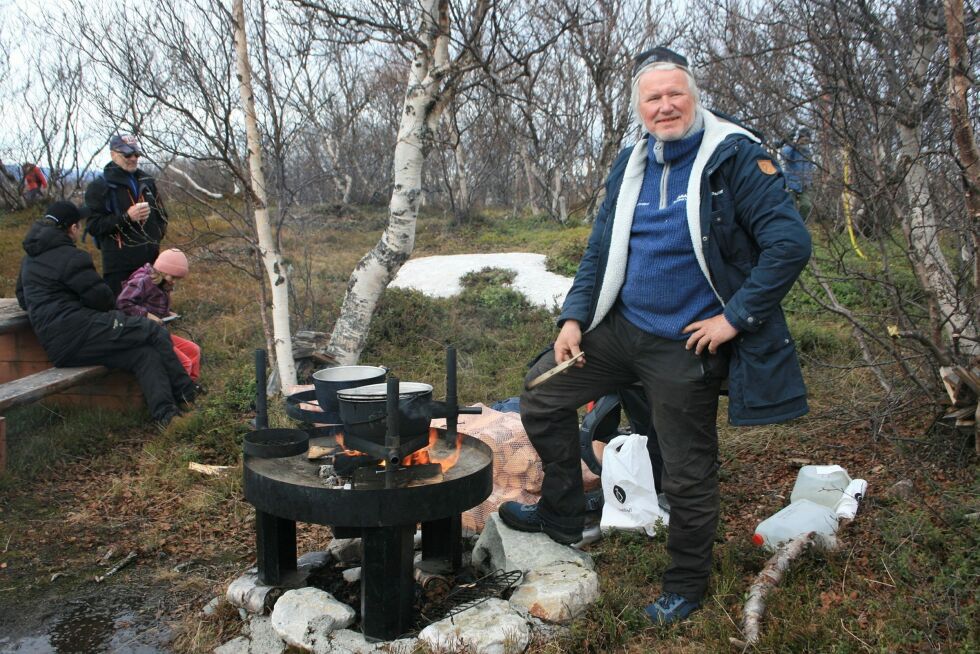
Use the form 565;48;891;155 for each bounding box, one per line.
255;349;268;430
385;376;400;489
445;346;457;440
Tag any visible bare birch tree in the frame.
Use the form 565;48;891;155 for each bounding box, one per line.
233;0;298;390
943;0;980;293
313;0;461;364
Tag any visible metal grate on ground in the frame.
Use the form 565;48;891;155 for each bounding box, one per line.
418;569;524;626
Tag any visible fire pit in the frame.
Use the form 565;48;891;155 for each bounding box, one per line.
243;348;492;641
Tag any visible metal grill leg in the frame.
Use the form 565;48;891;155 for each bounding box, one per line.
255;510;297;586
418;514;463;574
360;524;415;641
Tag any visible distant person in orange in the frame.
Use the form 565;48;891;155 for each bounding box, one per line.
116;248;202;385
21;163;48;205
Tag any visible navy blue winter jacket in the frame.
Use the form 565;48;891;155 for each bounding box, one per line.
560;111;812;425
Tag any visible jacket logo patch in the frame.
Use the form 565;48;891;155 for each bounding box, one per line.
757;159;777;175
711;189;725;196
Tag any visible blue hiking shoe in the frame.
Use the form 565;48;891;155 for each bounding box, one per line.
644;592;701;626
497;501;582;546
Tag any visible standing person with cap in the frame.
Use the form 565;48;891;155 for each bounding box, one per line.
498;46;811;625
780;128;817;221
16;201;196;428
84;133;168;296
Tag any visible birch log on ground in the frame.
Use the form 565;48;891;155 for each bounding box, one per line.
730;532;816;650
231;0;297;390
326;0;452;365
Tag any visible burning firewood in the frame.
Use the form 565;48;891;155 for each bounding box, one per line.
307;444;337;460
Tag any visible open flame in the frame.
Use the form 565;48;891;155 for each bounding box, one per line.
333;428;464;473
334;432;367;457
402;428;464;472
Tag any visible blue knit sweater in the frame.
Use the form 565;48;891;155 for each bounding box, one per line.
618;130;722;339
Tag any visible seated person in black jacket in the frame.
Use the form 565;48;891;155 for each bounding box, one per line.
15;201;195;426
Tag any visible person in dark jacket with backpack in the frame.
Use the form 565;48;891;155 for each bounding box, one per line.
84;134;168;296
16;201;194;427
499;47;811;626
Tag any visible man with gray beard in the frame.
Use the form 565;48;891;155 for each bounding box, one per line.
499;47;811;625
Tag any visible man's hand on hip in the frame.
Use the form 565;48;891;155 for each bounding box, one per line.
554;320;585;366
683;314;738;355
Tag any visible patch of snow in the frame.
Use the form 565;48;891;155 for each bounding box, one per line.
390;253;572;310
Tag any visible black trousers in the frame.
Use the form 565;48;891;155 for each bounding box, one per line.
520;309;728;601
60;312;194;422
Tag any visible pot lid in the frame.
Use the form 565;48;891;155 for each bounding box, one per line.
337;382;432;401
312;365;386;383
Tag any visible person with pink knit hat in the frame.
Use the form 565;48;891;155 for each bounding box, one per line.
117;248;202;383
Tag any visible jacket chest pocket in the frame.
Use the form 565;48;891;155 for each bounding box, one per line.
708;186;753;267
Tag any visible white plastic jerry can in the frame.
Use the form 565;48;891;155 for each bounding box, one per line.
790;465;852;509
752;499;840;551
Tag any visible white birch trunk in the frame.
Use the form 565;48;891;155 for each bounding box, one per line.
326;0;450;365
520;145;540;214
944;0;980;292
453;131;470;212
232;0;297;390
897;26;979;357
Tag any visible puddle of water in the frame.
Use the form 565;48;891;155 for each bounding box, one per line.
0;594;172;653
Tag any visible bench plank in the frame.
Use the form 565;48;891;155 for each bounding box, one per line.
0;365;109;413
0;298;30;334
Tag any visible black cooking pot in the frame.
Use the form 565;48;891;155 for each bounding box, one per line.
312;365;387;423
337;382;433;443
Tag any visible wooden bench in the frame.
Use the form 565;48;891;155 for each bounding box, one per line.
0;299;142;471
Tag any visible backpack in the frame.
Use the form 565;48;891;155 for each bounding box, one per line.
83;176;124;250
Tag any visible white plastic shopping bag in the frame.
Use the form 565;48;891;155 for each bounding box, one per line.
600;434;668;536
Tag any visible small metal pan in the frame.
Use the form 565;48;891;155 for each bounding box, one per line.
243;428;309;458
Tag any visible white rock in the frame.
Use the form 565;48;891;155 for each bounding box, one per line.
472;514;593;575
298;551;333;572
418;598;530;654
328;538;362;564
271;587;356;651
214;636;250;654
247;616;287;654
508;562;600;623
342;567;361;583
309;628;411;654
212;617;287;654
889;479;914;499
202;596;221;616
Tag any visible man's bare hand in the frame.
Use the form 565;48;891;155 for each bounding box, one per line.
127;202;150;223
146;313;163;324
683;314;738;355
554;320;585;366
